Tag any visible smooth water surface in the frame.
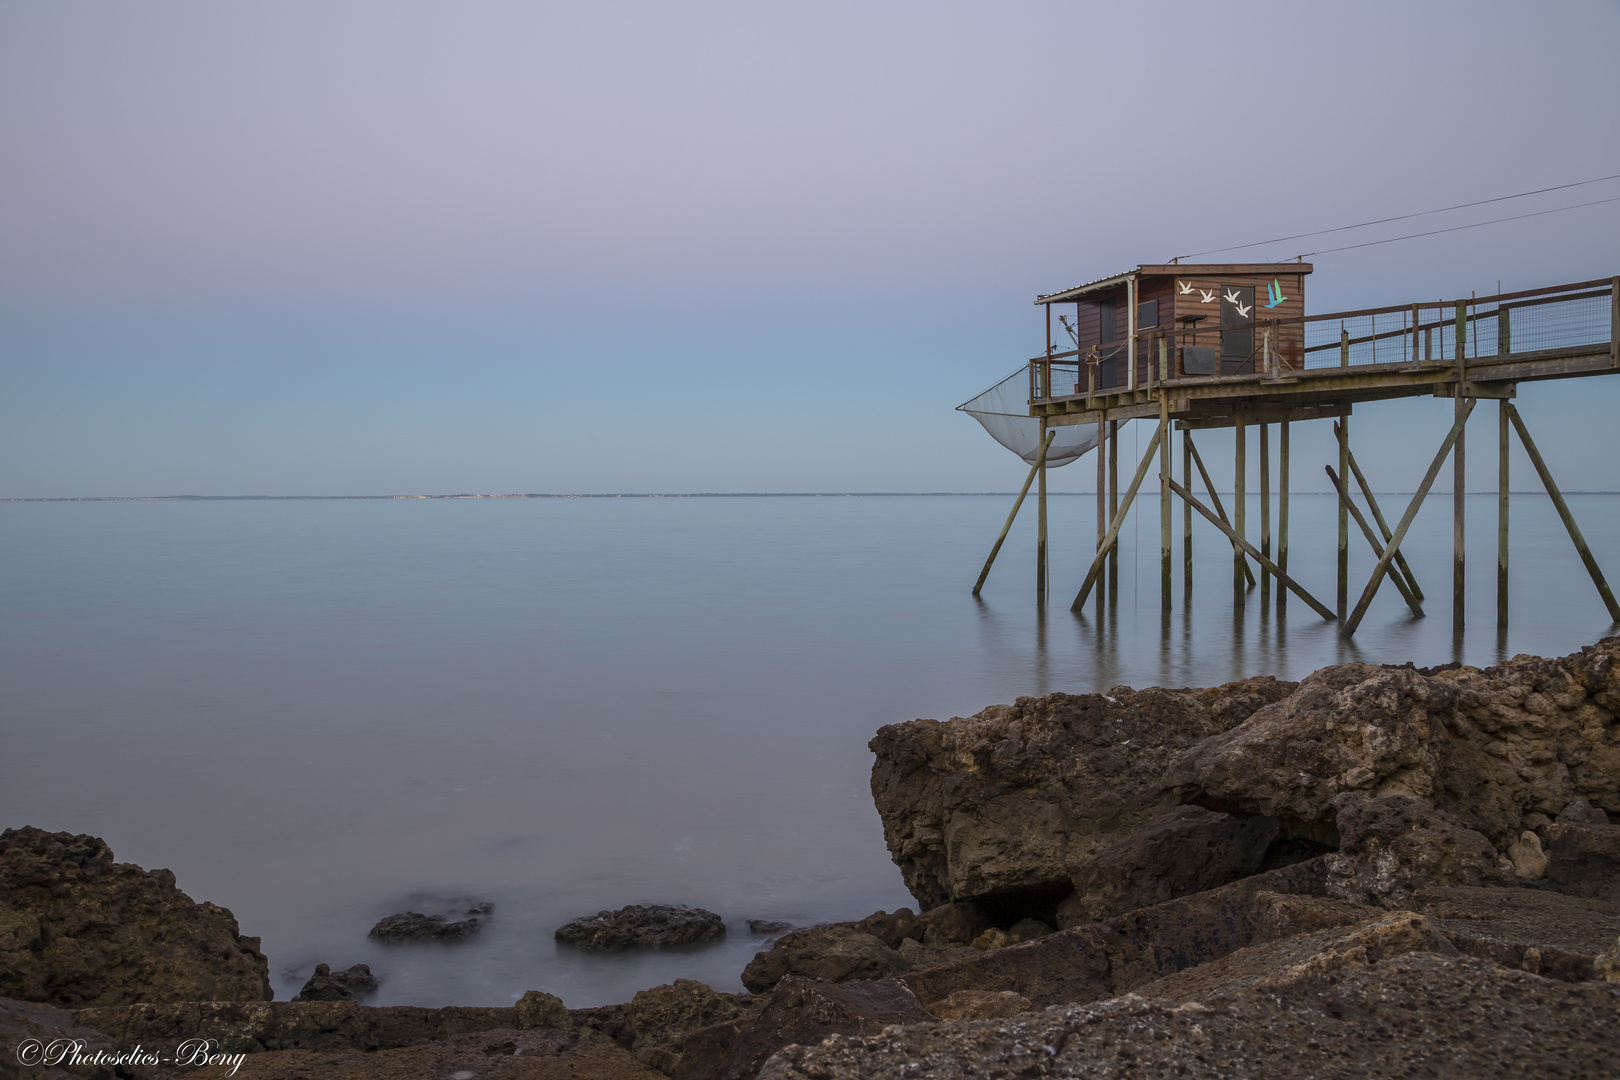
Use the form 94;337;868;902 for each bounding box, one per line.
4;493;1618;1007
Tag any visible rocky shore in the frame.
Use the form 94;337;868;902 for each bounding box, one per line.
5;640;1620;1078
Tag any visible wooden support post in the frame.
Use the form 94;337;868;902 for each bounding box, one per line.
974;431;1056;596
1072;418;1169;611
1498;400;1509;628
1336;422;1424;601
1096;413;1107;617
1186;432;1256;589
1413;303;1421;363
1037;419;1049;605
1506;403;1620;622
1499;306;1511;357
1612;277;1619;367
1183;427;1193;591
1340;328;1349;367
1260;422;1271;605
1326;465;1424;617
1160;395;1172;610
1338;408;1350;618
1455;299;1468;634
1235;409;1246;609
1278;421;1289;615
1108;419;1119;602
1170;478;1335;620
1345;399;1477;635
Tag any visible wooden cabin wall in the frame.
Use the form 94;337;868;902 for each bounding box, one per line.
1135;276;1176;385
1166;271;1307;375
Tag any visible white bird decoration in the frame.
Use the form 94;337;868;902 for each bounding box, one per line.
1177;280;1194;295
1223;288;1242;306
1234;300;1253;318
1198;289;1216;303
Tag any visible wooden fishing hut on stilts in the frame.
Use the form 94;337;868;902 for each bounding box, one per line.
966;263;1620;636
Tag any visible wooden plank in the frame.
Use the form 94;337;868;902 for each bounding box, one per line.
1326;465;1424;617
1507;403;1620;622
1345;400;1477;635
973;431;1055;596
1169;478;1335;621
1071;418;1168;611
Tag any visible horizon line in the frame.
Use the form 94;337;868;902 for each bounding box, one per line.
5;491;1618;503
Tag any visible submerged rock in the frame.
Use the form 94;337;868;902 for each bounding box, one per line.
0;826;272;1007
554;904;726;950
368;902;492;943
295;963;380;1002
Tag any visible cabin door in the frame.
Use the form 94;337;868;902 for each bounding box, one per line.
1219;287;1255;375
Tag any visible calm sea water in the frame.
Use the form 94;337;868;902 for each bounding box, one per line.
3;493;1617;1007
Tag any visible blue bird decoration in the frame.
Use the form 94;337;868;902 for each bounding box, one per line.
1264;278;1287;309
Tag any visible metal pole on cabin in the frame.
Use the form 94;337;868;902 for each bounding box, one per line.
1097;411;1107;618
1277;420;1289;615
1108;419;1119;603
1498;400;1509;629
1338;408;1350;618
1260;422;1271;605
1234;408;1246;609
1507;403;1620;622
1455;299;1468;634
1160;395;1172;610
1183;427;1193;592
973;430;1056;597
1038;418;1049;606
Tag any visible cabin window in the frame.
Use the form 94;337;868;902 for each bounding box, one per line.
1136;301;1158;330
1098;300;1117;345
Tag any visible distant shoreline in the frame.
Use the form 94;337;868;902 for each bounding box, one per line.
4;491;1616;503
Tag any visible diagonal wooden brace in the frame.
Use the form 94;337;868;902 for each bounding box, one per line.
1184;430;1256;591
1168;478;1336;620
974;430;1056;596
1345;398;1476;635
1336;421;1424;601
1326;465;1424;618
1071;417;1167;611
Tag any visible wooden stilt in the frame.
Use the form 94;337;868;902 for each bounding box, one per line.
1108;420;1119;603
1234;410;1246;608
1037;419;1048;606
1160;396;1172;610
1072;418;1169;611
1326;465;1424;617
1260;422;1271;605
1096;413;1106;618
1345;399;1477;635
1186;433;1256;589
1278;421;1289;615
1337;422;1424;601
1455;300;1468;634
973;431;1056;596
1498;400;1510;629
1506;403;1620;622
1337;407;1350;618
1183;428;1193;591
1169;478;1335;620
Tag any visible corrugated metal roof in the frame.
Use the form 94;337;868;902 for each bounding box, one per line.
1035;263;1313;305
1034;270;1133;305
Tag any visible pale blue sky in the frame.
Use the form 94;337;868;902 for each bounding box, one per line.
3;1;1619;496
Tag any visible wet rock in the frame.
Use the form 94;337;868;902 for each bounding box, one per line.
746;920;792;936
869;676;1296;909
294;963;380;1002
740;925;901;995
0;827;272;1007
716;976;933;1080
760;953;1620;1080
1542;821;1620;902
513;990;571;1030
923;989;1031;1020
368;902;492;943
554;905;725;951
1063;806;1281;924
1324;793;1513;908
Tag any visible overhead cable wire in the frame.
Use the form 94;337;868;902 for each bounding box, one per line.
1173;172;1620;261
1294;194;1620;258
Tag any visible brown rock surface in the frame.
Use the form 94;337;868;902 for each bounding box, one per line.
0;828;272;1007
1324;792;1514;906
868;677;1296;909
740;925;903;994
758;953;1620;1080
714;976;932;1080
1543;821;1620;901
225;1027;661;1080
1;995;119;1080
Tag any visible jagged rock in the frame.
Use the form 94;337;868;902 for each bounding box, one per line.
628;979;740;1053
924;989;1030;1020
917;902;990;946
1542;822;1620;902
218;1026;659;1079
969;927;1015;951
854;908;923;949
758;953;1620;1080
555;905;725;951
740;925;900;994
1063;807;1283;924
1324;792;1514;907
294;963;379;1002
1413;885;1620;981
894;937;978;972
1508;830;1548;878
1557;796;1611;825
513;990;571;1030
1;996;120;1080
1006;917;1053;940
715;976;933;1080
368;902;492;943
746;920;792;936
868;676;1297;909
0;827;272;1007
